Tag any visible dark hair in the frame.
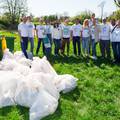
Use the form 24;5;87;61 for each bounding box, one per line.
53;22;59;28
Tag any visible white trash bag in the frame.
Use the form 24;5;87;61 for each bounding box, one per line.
30;90;58;120
26;73;60;100
53;74;78;93
14;51;25;60
2;49;14;60
31;57;57;76
0;71;23;108
15;78;45;107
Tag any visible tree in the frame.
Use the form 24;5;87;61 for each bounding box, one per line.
108;10;120;21
71;10;92;24
114;0;120;7
0;0;28;27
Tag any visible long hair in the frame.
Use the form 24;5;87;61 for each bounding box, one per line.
83;19;89;28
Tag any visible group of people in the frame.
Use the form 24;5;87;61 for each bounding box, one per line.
18;14;120;63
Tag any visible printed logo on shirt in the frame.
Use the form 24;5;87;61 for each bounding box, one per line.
63;28;69;35
102;27;107;33
28;25;33;28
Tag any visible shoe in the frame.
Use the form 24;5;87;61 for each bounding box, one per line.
92;56;97;60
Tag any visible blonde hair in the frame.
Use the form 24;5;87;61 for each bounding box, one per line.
83;19;89;28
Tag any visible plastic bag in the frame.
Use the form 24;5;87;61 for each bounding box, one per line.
15;78;44;107
31;57;57;76
53;74;78;93
0;59;18;71
0;71;23;108
2;49;14;60
30;90;58;120
26;73;59;100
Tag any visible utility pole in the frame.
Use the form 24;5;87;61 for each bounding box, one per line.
98;1;106;22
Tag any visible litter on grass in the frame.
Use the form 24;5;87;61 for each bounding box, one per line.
0;49;78;120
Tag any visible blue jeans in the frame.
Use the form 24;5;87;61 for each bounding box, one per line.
21;37;28;58
28;37;34;54
112;42;120;62
91;39;96;56
47;34;52;46
82;37;90;55
73;36;81;55
36;38;45;55
53;39;61;55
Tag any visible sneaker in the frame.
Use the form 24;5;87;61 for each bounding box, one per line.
92;56;97;60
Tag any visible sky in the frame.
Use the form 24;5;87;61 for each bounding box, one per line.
27;0;117;17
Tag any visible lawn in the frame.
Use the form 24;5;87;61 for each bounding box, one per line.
0;31;120;120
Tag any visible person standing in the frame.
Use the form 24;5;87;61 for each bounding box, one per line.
61;19;71;56
111;20;120;63
26;16;35;54
71;19;82;56
99;18;111;59
82;19;90;57
90;19;100;59
52;22;62;56
18;16;28;58
36;19;46;55
45;20;53;48
89;13;96;28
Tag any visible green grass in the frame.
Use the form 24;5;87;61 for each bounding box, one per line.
0;31;120;120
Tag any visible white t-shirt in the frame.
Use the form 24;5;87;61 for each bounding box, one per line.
90;26;95;39
45;25;53;34
36;25;46;38
62;25;71;38
72;24;82;37
111;27;120;42
26;22;35;38
99;23;111;40
18;22;28;37
82;27;90;38
52;27;62;39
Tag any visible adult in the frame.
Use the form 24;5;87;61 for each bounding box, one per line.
36;19;46;55
90;19;100;59
61;19;71;56
52;22;62;56
45;20;53;48
82;19;90;57
99;18;111;59
71;18;82;56
89;13;96;28
26;16;35;54
18;16;28;58
111;20;120;63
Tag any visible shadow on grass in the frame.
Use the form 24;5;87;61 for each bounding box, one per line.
47;54;120;68
61;87;80;102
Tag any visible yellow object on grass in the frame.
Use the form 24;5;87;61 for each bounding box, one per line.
1;36;7;52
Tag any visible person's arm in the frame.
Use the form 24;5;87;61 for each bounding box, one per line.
33;24;36;38
18;25;22;41
36;26;39;39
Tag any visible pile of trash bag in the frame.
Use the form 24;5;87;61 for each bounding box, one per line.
0;49;78;120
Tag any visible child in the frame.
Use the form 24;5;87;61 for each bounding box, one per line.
82;19;90;57
52;22;62;56
36;19;46;55
61;19;71;56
